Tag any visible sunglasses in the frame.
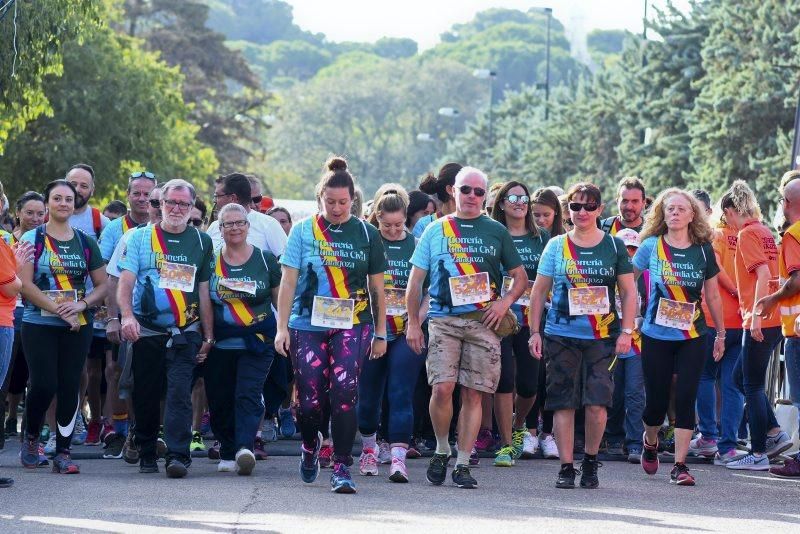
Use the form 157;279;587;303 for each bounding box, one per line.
505;194;530;205
251;195;263;205
130;171;156;181
189;218;204;227
149;199;161;208
458;185;486;197
568;202;599;213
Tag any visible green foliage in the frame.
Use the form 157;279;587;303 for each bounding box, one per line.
204;0;323;45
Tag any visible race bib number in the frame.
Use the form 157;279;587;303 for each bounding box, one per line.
41;290;77;317
501;276;535;306
768;278;780;295
449;272;491;307
384;288;407;316
568;286;610;316
311;296;355;329
158;262;197;292
93;306;109;330
220;278;257;296
655;298;696;330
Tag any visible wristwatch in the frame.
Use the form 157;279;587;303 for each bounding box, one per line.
203;338;216;345
621;328;633;335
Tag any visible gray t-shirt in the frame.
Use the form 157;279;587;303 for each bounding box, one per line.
69;206;110;242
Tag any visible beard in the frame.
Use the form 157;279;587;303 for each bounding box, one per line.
74;194;89;210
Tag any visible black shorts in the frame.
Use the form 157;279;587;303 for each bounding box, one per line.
87;336;111;359
496;326;539;396
543;334;614;411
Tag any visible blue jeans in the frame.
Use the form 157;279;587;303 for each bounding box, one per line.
605;355;645;448
696;328;743;454
0;326;13;387
736;328;783;453
786;337;800;412
358;335;426;444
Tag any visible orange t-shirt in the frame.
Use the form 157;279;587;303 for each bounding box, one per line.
704;226;742;329
735;221;780;329
0;240;18;327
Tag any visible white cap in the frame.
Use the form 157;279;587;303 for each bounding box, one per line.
616;228;640;248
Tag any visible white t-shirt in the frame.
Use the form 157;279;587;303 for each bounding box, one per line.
206;209;287;257
69;206;110;241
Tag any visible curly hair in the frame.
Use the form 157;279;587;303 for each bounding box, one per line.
639;188;714;245
720;180;762;220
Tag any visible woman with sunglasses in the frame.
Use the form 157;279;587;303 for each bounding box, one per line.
490;181;549;468
529;182;637;489
18;180;107;474
275;156;387;494
633;188;725;486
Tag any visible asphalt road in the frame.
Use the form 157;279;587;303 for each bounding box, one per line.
1;446;799;533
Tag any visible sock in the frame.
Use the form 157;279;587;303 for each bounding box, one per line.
456;450;470;466
256;430;262;438
391;446;407;461
561;462;573;470
362;433;377;452
113;419;129;437
585;454;597;462
435;434;451;456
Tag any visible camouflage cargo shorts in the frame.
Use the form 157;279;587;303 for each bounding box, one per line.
543;334;615;410
426;315;501;393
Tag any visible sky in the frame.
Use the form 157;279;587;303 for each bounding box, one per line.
288;0;692;50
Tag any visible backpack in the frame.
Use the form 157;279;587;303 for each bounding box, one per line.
32;224;93;276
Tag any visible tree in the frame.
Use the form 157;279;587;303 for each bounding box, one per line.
204;0;324;46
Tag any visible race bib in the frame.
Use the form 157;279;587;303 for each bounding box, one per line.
449;272;491;307
568;286;610;316
220;278;257;296
768;278;780;295
93;306;109;330
655;298;696;330
158;262;197;292
384;287;407;316
41;290;77;318
311;296;355;329
501;276;535;306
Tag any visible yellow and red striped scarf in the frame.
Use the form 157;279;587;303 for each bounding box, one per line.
656;236;699;339
214;254;264;341
562;237;612;338
442;216;490;309
44;234;88;325
311;216;366;323
151;225;189;327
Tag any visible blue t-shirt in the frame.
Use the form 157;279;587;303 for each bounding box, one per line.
410;214;522;318
633;236;719;341
412;213;438;238
538;233;633;340
99;214;139;263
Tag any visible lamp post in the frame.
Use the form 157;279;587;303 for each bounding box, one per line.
544;7;552;120
473;69;497;149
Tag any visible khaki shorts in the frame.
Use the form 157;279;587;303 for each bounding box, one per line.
426;315;501;393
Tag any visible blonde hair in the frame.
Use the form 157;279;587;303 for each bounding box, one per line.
368;183;409;227
720;180;762;220
639;188;714;245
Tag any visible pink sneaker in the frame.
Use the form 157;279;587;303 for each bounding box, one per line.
319;444;333;468
688;435;717;457
389;456;409;483
359;448;378;476
475;428;495;452
641;433;659;475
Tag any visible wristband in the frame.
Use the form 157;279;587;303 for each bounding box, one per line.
105;317;120;325
203;338;216;345
373;334;387;341
530;331;540;335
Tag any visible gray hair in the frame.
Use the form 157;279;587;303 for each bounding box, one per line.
454;166;488;187
161;179;196;201
219;202;248;223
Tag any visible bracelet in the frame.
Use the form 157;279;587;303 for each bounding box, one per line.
373;334;387;341
79;299;89;310
105;317;120;325
530;331;540;335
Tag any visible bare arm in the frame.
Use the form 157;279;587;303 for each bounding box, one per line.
757;270;800;319
118;270;140;342
274;265;299;357
405;266;428;355
527;274;553;359
704;275;726;361
368;272;387;359
0;276;21;298
749;263;771;342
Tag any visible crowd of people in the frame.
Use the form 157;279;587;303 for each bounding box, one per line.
0;159;799;493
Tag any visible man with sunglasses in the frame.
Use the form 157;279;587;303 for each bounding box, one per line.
206;173;286;257
407;166;527;489
601;177;647;235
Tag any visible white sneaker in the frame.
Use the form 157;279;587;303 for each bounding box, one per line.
235;449;256;476
725;453;770;471
540;434;558;459
765;431;792;458
218;460;236;472
359;448;379;476
262;419;278;442
522;432;539;458
377;440;391;464
44;435;57;456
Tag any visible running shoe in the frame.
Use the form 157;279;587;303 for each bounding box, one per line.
426;453;449;485
451;464;477;489
765;431;792;458
123;432;140;465
358;448;379;476
165;456;190;478
627;446;642;464
20;435;39;468
521;431;538;459
200;411;211;437
580;457;602;489
252;438;267;460
406;446;421;459
474;428;495;452
469;447;480;467
44;435;56;456
278;408;296;438
511;428;527;459
659;425;675;455
330;463;356;493
540;434;559;459
157;431;167;459
555;464;578;489
139;455;158;473
39;423;50;444
299;431;323;484
493;445;515;467
52;453;79;474
37;443;49;467
103;433;125;459
606;440;624;456
714;449;743;466
190;431;206;452
770;456;800;479
641;432;659;475
85;420;101;446
0;477;13;488
71;415;87;445
377;440;391;464
4;417;17;437
726;453;770;471
236;448;256;476
389;456;409;483
319;443;333;468
670;463;695;486
688;435;718;458
262;418;278;442
100;420;116;444
218;460;235;472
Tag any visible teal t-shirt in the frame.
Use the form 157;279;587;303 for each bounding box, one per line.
410;214;522;318
118;224;213;330
280;215;387;332
210;247;281;349
633;236;719;341
505;229;550;325
383;232;427;341
412;213;438;238
21;227;103;327
538;233;633;340
99;214;139;262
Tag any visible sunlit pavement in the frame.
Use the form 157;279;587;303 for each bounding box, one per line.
1;451;799;533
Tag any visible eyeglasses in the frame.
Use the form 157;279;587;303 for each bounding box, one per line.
458;185;486;197
130;171;156;181
251;195;263;205
189;218;204;227
220;220;249;229
163;199;192;211
568;202;599;213
149;199;161;208
505;194;530;205
213;191;232;200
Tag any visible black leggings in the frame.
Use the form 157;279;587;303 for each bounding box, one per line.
21;322;93;452
641;334;706;430
497;327;539;396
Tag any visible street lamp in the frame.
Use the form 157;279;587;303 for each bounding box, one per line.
416;133;434;142
473;69;497;149
438;107;460;118
530;7;553;120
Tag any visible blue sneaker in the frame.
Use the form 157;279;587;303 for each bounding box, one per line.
299;431;322;484
279;408;296;439
20;435;39;468
330;463;356;494
39;423;50;444
72;415;87;445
